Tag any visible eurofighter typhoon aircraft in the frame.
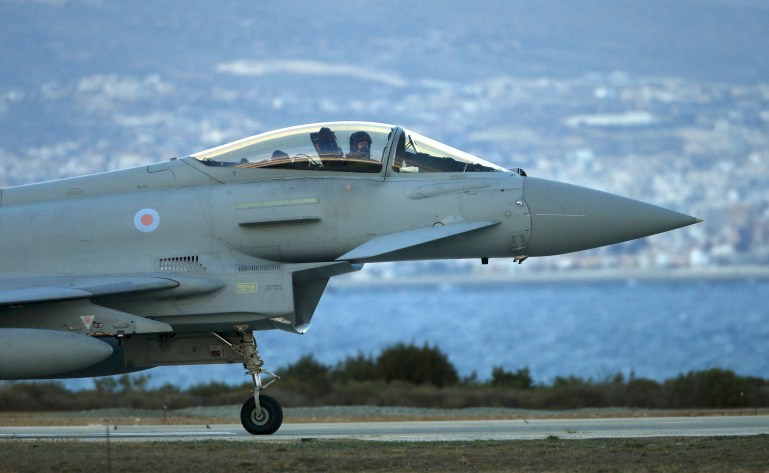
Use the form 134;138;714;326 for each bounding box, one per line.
0;122;700;434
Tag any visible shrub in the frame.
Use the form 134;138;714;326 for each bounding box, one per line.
375;342;459;388
331;352;379;384
623;378;664;408
665;368;748;408
278;354;333;396
490;366;533;389
0;381;74;411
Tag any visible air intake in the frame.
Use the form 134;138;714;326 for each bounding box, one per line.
238;264;282;272
159;256;206;272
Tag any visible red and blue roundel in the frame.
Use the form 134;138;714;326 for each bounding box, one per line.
134;208;160;233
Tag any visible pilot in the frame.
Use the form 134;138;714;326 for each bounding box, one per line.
348;131;372;159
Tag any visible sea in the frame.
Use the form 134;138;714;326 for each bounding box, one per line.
62;277;768;390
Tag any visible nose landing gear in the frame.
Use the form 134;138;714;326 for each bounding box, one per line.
213;328;282;435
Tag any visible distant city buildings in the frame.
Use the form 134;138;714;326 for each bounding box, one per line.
2;71;767;274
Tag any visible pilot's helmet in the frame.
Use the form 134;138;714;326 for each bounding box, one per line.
271;150;289;159
349;131;372;156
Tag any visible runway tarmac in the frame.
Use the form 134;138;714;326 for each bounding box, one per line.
1;415;767;442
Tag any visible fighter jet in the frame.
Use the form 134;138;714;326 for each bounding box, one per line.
0;121;699;434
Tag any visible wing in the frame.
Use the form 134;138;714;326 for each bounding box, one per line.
0;275;181;306
0;274;227;336
0;273;229;307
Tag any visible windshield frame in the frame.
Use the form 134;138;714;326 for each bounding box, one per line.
188;121;509;176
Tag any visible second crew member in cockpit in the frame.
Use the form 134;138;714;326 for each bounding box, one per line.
348;131;372;160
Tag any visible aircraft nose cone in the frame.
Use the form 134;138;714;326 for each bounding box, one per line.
523;177;701;257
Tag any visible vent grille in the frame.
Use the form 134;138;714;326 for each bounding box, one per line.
238;264;282;273
159;255;206;272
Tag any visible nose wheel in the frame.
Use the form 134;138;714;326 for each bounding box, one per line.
241;394;283;435
213;328;283;435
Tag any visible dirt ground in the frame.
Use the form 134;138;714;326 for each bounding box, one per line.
1;436;768;473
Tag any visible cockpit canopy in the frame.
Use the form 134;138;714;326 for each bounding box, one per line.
191;121;508;174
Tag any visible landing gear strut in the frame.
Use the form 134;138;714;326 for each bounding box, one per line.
213;328;282;435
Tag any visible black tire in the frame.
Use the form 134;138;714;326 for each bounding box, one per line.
240;395;283;435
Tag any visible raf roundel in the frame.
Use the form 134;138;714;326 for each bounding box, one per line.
134;208;160;233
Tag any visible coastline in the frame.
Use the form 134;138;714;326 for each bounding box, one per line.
332;265;769;288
